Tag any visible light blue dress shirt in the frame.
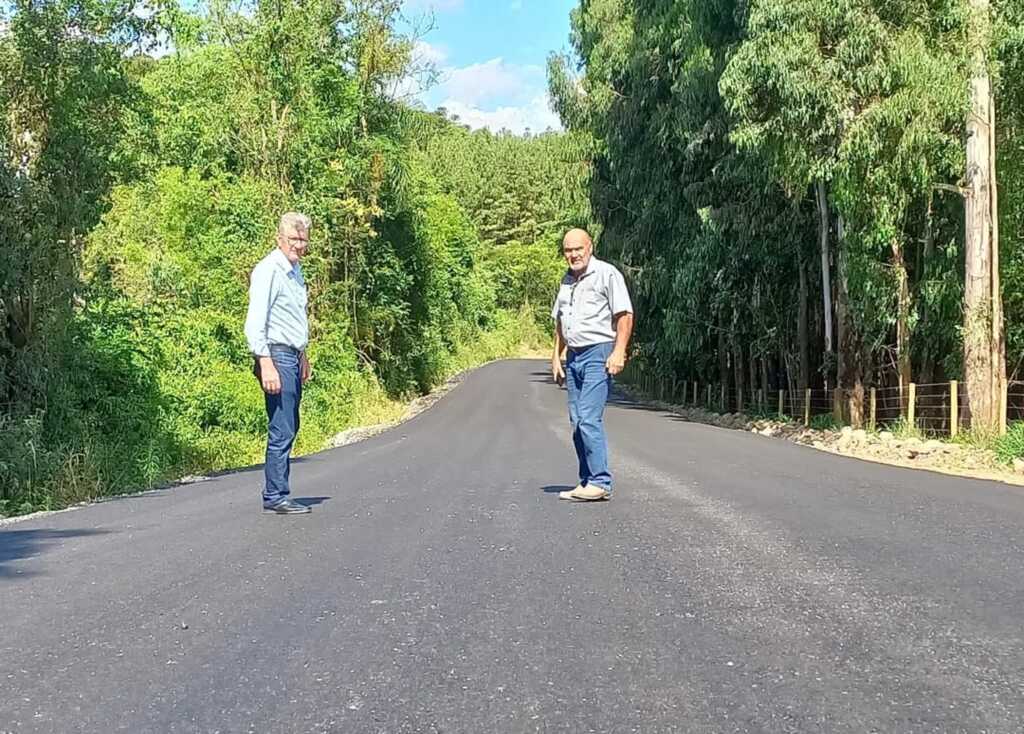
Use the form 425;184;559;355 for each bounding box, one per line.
245;248;309;357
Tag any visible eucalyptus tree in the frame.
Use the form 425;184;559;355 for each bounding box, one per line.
722;0;971;424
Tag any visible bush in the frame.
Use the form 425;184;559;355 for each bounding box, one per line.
482;239;565;328
810;413;840;431
994;422;1024;464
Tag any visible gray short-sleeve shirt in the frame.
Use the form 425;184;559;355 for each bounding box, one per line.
551;257;634;349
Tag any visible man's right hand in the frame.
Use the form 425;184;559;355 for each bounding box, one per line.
551;356;565;386
259;357;281;394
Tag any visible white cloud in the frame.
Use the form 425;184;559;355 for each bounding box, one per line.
413;40;448;66
412;54;562;135
441;57;541;107
439;95;561;135
390;41;448;101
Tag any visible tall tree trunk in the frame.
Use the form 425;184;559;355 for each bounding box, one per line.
835;218;865;427
919;195;936;384
963;0;1005;431
892;237;913;393
816;179;834;358
718;310;730;399
781;343;794;402
991;92;1006;427
798;257;810;392
835;250;848;423
749;343;757;407
733;328;745;414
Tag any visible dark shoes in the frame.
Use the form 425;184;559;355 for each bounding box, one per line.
263;498;311;514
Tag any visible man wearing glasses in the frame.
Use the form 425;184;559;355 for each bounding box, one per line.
245;212;314;514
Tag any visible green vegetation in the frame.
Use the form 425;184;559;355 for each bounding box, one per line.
549;0;1024;440
18;0;1024;512
0;0;579;516
994;422;1024;463
809;414;841;433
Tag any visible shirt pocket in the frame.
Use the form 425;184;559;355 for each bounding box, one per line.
557;287;572;317
585;285;606;311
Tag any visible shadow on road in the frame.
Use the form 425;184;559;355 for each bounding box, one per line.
293;496;331;508
0;528;112;580
606;389;670;412
541;485;574;494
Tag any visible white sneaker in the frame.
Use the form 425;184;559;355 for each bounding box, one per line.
558;484;610;501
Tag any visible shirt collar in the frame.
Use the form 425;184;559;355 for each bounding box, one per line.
567;257;599;282
270;248;298;276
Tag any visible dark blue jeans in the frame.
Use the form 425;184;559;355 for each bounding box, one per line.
566;341;614;491
261;346;302;506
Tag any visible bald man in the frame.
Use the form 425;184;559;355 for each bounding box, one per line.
551;229;634;502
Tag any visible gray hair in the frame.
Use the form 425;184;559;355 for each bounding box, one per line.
278;211;311;235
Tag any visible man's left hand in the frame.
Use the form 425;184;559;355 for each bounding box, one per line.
301;353;313;384
606;349;626;376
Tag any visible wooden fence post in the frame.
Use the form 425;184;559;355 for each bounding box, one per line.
1001;380;1008;435
778;390;784;418
804;389;811;426
833;387;844;424
869;387;877;432
908;382;916;430
706;384;712;408
693;381;698;405
720;384;726;412
950;380;959;438
738;388;744;414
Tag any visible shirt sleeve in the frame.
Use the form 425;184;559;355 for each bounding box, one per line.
608;268;634;316
551;291;560;322
244;264;275;357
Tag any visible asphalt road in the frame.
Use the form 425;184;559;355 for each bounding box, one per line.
2;359;1023;733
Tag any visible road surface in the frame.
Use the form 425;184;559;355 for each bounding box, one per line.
2;359;1023;733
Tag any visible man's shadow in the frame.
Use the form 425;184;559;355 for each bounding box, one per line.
541;485;574;494
292;496;331;508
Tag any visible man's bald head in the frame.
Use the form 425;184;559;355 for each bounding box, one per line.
563;228;592;248
562;228;594;275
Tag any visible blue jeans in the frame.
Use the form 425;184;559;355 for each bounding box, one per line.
566;341;614;491
260;346;302;505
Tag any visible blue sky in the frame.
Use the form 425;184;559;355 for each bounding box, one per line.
401;0;577;134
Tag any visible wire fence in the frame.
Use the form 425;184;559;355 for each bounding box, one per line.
619;363;1006;437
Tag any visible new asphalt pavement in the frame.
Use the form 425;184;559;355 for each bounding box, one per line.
2;359;1023;733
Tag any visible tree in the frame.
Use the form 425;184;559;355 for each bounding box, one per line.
962;0;1005;432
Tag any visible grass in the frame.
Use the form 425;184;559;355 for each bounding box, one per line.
885;416;924;441
994;422;1024;464
809;413;840;431
0;307;549;519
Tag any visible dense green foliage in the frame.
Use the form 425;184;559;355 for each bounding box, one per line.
550;0;1024;428
409;116;590;323
0;0;582;515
